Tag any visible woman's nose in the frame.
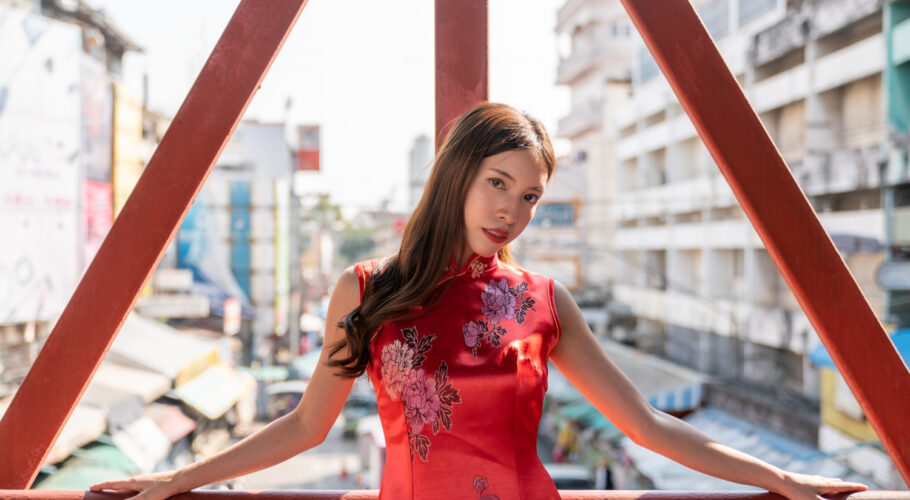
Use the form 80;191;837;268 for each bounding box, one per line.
498;204;515;225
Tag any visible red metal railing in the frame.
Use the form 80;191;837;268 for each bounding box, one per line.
0;492;903;500
0;490;910;500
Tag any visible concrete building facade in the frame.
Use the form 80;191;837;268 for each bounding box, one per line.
598;0;907;481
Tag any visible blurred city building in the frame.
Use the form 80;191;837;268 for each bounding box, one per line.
514;0;637;332
551;0;909;489
0;0;140;396
408;133;432;212
0;0;258;488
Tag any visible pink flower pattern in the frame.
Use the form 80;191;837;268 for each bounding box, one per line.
380;326;461;462
462;321;482;348
402;369;441;432
464;278;536;358
473;475;501;500
481;278;516;325
380;339;414;401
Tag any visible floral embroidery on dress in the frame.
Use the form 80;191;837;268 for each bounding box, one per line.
469;258;486;278
473;475;501;500
463;278;536;358
379;326;461;462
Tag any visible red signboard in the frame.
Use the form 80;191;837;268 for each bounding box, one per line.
296;125;319;171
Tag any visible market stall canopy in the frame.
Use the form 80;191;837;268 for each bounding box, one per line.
145;402;195;443
548;339;706;412
173;362;255;420
621;407;879;490
78;384;144;432
111;415;171;473
33;442;138;490
107;312;220;386
1;398;108;466
89;360;170;404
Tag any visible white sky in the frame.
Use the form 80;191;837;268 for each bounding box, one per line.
88;0;571;213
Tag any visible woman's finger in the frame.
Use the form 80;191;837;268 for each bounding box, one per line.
89;480;138;492
819;481;868;493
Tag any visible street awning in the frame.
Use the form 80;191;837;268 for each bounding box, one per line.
557;401;623;441
108;312;220;386
90;360;171;403
146;402;196;443
174;362;255;420
112;415;172;473
34;442;138;490
620;407;880;490
548;339;705;412
79;384;145;432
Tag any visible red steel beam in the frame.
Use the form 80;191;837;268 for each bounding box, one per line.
0;0;308;488
618;0;910;484
435;0;489;149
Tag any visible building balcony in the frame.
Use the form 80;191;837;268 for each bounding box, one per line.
556;44;632;85
791;145;884;197
555;0;623;34
612;208;882;251
749;33;883;113
614;176;738;221
557;99;604;139
613;284;814;353
753;0;883;67
613;219;761;251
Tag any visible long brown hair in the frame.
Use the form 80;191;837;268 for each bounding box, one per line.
327;102;556;377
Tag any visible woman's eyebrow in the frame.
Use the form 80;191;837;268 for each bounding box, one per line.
491;167;543;192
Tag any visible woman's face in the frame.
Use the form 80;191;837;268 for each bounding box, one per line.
461;149;548;262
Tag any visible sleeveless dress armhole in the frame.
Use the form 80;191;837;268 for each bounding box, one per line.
547;277;562;346
354;262;367;304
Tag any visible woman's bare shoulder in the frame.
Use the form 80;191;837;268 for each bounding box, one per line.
334;253;396;304
332;265;360;306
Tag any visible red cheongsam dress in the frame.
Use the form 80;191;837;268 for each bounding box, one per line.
354;251;563;500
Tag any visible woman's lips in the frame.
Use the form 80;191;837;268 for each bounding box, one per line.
483;228;508;243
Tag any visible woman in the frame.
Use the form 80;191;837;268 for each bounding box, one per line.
91;102;867;499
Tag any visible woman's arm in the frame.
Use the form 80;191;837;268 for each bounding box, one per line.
549;280;866;499
90;266;362;500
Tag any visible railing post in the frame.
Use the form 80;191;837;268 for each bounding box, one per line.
617;0;910;485
435;0;489;149
0;0;308;488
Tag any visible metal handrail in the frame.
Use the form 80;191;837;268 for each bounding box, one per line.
1;490;908;500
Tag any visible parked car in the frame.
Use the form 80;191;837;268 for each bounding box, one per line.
544;463;596;489
342;392;378;438
263;380;308;420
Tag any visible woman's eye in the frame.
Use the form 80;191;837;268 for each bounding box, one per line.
488;178;505;189
525;194;539;204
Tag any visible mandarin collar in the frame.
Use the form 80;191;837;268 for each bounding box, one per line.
444;251;499;280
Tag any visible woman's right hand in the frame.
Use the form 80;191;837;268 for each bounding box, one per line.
89;470;183;500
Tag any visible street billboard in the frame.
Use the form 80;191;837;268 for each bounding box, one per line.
0;7;82;324
296;125;319;171
112;82;143;216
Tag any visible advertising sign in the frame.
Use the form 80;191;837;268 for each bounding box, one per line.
0;8;82;323
296;125;320;171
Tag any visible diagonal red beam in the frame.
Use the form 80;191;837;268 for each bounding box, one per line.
0;0;308;488
618;0;910;484
435;0;489;149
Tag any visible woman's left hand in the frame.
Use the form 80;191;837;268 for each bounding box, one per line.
775;471;868;500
